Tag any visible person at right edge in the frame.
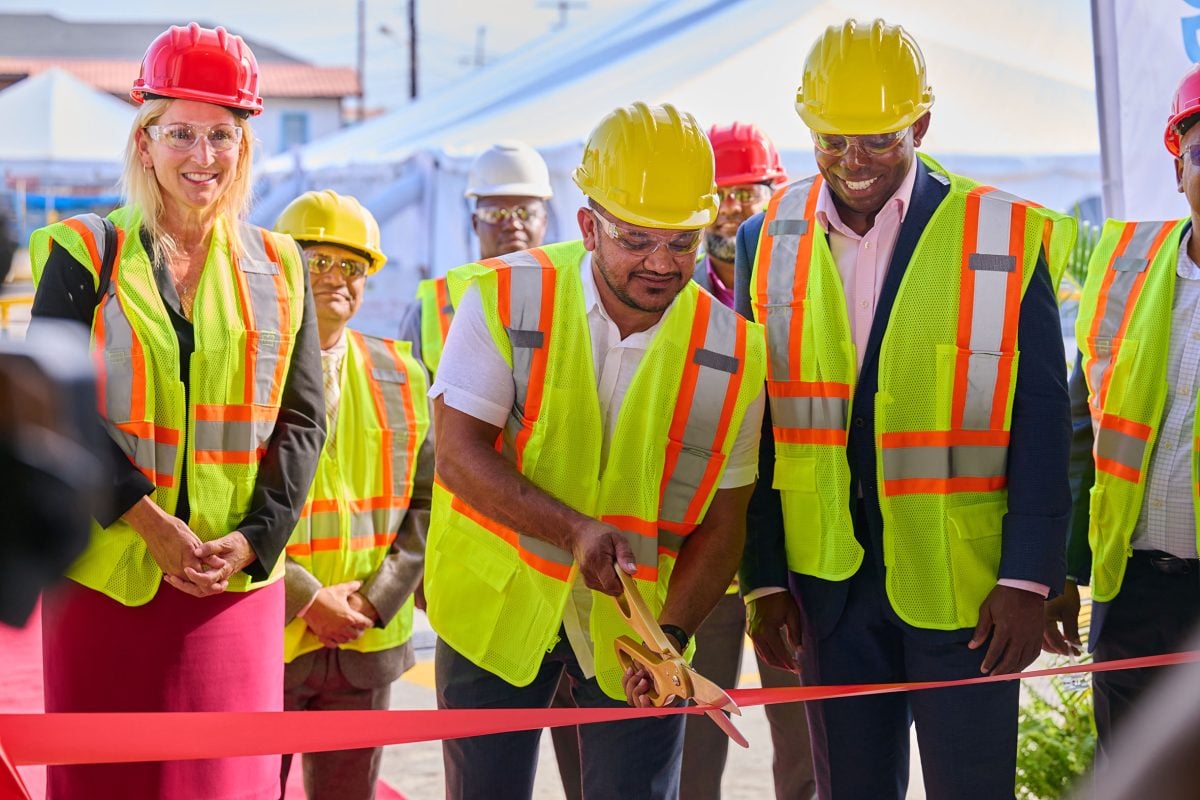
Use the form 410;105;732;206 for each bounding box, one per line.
1044;61;1200;759
734;19;1075;800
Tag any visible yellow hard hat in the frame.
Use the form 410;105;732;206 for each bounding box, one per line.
273;190;387;274
572;101;717;230
795;18;934;135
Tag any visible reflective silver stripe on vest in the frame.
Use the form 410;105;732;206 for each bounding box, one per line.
81;215;137;423
1085;221;1166;406
960;190;1019;430
770;394;847;433
627;533;661;569
485;250;576;568
99;284;136;423
659;530;686;556
882;444;1008;480
358;334;415;498
660;298;742;526
762;178;818;381
496;249;546;420
306;509;340;541
238;224;287;406
104;419;177;482
194;417;275;455
1095;424;1148;475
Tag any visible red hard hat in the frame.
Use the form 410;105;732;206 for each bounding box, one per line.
131;23;263;117
1165;62;1200;156
708;122;787;187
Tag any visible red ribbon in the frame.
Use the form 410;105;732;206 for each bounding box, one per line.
1;651;1194;780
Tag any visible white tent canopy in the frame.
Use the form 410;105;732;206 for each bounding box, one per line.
252;0;1100;337
0;68;134;186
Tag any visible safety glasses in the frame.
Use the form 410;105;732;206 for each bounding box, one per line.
473;203;546;225
589;209;702;257
811;128;908;158
144;123;243;152
717;184;772;206
304;249;369;280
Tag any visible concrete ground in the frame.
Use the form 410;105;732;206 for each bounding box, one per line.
378;613;929;799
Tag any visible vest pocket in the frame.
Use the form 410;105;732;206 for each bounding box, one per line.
772;455;822;570
429;515;518;655
946;500;1004;621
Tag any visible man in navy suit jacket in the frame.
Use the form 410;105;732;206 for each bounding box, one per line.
734;19;1070;799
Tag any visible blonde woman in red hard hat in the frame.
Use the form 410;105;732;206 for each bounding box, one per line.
29;23;325;800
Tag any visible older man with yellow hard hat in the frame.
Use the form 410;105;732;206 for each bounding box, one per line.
424;102;765;800
734;20;1076;799
274;190;433;800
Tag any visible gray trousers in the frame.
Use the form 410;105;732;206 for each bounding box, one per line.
281;648;392;800
681;593;817;800
436;634;685;800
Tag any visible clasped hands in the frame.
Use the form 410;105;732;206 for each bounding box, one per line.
302;580;379;648
125;496;257;597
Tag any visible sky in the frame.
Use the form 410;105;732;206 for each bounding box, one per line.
0;0;647;112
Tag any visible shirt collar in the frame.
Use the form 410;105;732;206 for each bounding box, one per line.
1178;228;1200;280
579;248;676;339
321;330;348;358
815;158;919;239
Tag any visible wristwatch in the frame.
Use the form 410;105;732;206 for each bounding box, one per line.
660;623;691;653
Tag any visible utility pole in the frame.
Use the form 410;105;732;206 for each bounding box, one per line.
537;0;588;31
356;0;366;120
408;0;418;100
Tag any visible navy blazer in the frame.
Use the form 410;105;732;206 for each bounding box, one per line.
734;159;1071;640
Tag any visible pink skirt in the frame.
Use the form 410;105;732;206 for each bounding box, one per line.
42;579;284;800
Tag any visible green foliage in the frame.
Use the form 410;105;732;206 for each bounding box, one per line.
1064;212;1101;287
1016;663;1096;800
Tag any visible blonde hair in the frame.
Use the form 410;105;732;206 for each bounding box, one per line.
119;98;257;261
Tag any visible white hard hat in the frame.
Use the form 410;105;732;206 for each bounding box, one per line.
465;141;554;199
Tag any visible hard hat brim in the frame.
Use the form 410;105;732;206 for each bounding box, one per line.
464;182;553;200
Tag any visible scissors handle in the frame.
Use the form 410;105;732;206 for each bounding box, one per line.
611;564;679;655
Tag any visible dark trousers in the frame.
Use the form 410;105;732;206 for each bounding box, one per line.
799;549;1018;800
680;592;817;800
436;635;685;800
280;648;392;800
1093;550;1200;756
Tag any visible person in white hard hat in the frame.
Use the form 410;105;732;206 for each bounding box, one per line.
399;141;554;378
467;140;554;261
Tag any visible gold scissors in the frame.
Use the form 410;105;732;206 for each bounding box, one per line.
610;565;748;748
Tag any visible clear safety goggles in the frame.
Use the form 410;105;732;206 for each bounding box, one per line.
589;209;702;257
811;128;908;158
473;202;547;225
717;184;772;207
145;123;243;152
304;249;369;280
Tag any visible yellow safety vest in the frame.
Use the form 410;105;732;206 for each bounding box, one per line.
750;155;1075;630
415;276;454;377
424;241;766;698
284;330;430;662
1075;217;1198;601
29;206;306;606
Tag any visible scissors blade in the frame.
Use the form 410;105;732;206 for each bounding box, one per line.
704;708;749;748
687;670;741;715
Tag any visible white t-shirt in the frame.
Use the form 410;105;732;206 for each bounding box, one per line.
429;251;764;676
